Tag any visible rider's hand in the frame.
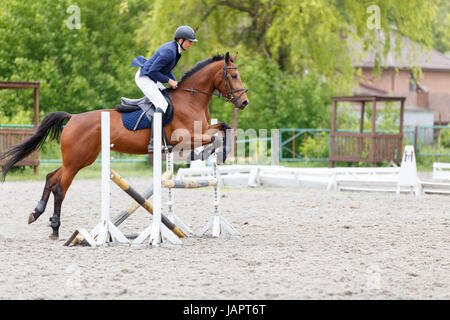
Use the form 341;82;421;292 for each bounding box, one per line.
168;79;178;89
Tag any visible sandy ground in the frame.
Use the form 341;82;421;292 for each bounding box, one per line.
0;175;449;300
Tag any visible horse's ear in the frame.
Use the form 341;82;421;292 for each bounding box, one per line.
225;52;230;63
233;52;238;62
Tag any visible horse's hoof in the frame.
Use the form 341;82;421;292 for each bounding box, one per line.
28;213;36;224
49;235;59;241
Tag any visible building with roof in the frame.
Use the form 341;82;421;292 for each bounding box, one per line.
351;32;450;127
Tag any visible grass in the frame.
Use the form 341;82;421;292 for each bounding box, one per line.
2;161;191;182
3;153;446;182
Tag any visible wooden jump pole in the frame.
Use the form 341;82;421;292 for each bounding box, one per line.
110;169;185;238
161;178;218;188
66;157;183;246
68;185;154;245
111;170;172;226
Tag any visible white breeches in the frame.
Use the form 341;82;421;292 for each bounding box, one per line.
135;69;168;112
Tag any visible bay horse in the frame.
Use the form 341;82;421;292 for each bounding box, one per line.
0;52;248;240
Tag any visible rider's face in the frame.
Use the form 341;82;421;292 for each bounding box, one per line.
179;39;194;50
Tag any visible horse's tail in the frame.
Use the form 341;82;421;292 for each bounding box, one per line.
0;111;72;181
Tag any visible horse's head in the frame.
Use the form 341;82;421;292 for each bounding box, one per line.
214;52;249;110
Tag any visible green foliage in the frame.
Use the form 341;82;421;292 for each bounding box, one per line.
441;128;450;148
299;132;329;159
209;55;334;130
0;107;34;124
432;0;450;54
138;0;438;89
0;0;440;136
376;102;400;133
336;102;360;131
335;101;401;133
0;0;150;117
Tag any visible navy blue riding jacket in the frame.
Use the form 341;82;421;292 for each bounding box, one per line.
132;41;181;83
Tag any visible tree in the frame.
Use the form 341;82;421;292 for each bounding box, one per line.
135;0;438;130
432;0;450;54
0;0;439;132
0;0;151;120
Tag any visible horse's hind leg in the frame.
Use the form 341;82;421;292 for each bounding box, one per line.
49;167;79;240
28;167;62;224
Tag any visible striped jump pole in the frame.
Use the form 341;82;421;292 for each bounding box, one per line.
110;169;186;238
161;177;218;189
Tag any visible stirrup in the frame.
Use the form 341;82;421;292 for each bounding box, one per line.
148;140;173;153
148;142;158;153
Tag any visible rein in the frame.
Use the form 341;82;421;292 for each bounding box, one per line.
184;60;248;103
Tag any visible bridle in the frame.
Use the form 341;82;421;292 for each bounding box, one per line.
184;60;248;105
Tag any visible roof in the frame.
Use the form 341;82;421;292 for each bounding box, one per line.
332;95;406;102
357;82;388;95
351;32;450;71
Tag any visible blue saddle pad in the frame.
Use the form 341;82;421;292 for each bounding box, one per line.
121;110;152;131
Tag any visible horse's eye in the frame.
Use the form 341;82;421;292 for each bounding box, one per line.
231;74;238;79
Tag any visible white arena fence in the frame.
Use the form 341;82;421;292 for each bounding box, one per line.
178;146;450;196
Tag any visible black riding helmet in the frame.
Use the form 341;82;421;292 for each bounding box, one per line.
174;25;198;43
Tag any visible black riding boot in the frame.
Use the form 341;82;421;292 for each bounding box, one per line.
148;107;165;153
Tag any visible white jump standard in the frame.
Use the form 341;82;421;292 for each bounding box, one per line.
131;112;182;246
64;112;130;246
165;151;194;237
65;112;240;247
196;146;240;238
163;136;240;238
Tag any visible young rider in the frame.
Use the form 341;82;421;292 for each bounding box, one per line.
131;25;197;152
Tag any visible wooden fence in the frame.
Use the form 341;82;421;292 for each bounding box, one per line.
0;127;39;173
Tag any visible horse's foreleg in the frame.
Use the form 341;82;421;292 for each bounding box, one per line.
49;167;78;240
205;122;232;163
29;168;62;224
188;122;232;162
188;133;216;161
195;122;232;147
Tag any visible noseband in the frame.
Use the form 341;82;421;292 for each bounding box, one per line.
184;60;248;104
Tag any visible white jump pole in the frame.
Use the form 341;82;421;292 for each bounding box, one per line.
95;112;130;245
208;119;218;166
149;111;162;245
132;112;182;246
96;111;112;245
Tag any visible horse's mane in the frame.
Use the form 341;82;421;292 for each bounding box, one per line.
166;54;233;91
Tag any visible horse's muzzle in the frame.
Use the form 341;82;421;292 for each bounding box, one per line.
238;99;249;110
